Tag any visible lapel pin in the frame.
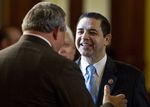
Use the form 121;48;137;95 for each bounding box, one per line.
108;79;114;85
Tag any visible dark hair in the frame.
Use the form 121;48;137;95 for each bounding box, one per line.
22;2;66;33
77;12;111;37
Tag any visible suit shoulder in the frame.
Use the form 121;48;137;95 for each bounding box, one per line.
113;59;143;75
44;50;80;72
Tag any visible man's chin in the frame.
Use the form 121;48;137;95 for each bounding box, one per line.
81;52;92;57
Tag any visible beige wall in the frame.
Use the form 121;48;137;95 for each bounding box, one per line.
43;0;111;24
83;0;111;21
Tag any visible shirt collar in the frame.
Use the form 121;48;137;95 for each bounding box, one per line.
94;54;107;77
23;32;52;47
80;57;89;76
80;54;107;77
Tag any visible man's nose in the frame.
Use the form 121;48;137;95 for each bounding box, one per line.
81;31;90;39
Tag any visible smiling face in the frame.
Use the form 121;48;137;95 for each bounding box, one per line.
75;17;111;62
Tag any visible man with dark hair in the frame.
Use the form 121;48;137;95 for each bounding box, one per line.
75;12;150;107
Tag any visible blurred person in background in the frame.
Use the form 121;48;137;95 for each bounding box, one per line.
0;25;21;49
58;26;76;61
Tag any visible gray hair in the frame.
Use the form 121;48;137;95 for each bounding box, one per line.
22;2;66;33
66;26;74;42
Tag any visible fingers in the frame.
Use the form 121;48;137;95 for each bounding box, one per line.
103;85;111;104
122;100;128;107
119;98;127;107
116;94;125;98
115;94;128;107
122;98;128;103
104;85;110;96
103;85;128;107
122;104;127;107
116;94;127;103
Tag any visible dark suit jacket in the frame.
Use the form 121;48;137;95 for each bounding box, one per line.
0;35;113;107
76;56;150;107
0;35;90;107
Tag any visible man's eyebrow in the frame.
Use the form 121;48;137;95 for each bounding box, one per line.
77;28;83;30
88;28;98;32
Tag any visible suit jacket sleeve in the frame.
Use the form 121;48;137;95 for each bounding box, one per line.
133;72;150;107
57;60;96;107
56;58;115;107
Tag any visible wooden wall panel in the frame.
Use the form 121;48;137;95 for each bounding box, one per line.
111;0;145;70
69;0;82;60
1;0;40;28
10;0;40;27
69;0;82;33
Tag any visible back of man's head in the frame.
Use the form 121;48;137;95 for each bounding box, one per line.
22;2;66;33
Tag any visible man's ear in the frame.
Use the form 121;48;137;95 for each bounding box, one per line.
52;27;59;40
104;34;112;46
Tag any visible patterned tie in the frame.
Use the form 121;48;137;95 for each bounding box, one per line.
85;64;97;103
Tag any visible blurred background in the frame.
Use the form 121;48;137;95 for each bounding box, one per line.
0;0;150;99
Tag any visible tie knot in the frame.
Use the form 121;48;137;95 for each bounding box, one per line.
86;64;96;75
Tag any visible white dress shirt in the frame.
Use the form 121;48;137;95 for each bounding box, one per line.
80;54;107;96
23;32;52;47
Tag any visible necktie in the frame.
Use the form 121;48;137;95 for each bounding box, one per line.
85;64;97;103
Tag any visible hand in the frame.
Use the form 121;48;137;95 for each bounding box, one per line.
102;85;127;107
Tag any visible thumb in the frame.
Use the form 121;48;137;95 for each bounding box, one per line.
104;85;110;96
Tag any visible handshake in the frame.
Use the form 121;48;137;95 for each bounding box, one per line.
102;85;127;107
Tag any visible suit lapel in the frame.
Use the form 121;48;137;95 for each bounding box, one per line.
97;57;118;106
75;57;118;106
